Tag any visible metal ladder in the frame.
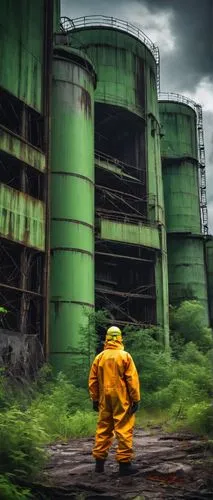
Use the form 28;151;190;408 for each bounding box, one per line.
154;46;160;94
196;105;208;235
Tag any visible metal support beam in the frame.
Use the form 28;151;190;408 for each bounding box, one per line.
0;282;43;298
96;251;154;263
96;287;155;299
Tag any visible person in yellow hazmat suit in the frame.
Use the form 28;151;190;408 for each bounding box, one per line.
88;326;140;476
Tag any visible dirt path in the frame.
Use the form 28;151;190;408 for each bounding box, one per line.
36;428;213;499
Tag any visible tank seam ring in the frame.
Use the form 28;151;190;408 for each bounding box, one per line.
51;171;94;185
50;300;94;307
51;247;94;257
51;217;94;229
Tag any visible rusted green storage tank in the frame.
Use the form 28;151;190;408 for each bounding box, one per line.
159;97;209;323
159;100;201;233
168;236;208;319
63;18;164;223
0;0;45;112
206;238;213;327
50;46;96;371
60;16;169;341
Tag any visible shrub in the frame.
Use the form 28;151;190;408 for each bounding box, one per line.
0;407;47;478
170;301;213;352
0;475;31;500
123;319;213;439
29;373;96;441
0;370;96;496
186;402;213;435
123;327;172;407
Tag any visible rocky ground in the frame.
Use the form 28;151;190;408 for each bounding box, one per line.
33;428;213;499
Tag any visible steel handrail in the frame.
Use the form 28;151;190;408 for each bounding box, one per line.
60;15;159;62
158;92;200;112
60;15;160;92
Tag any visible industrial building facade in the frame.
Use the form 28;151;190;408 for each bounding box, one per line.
0;0;54;369
0;3;210;371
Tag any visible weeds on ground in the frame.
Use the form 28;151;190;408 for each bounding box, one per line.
0;369;96;497
0;301;212;497
124;301;213;436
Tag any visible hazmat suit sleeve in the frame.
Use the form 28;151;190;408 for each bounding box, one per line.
125;354;140;403
88;356;99;401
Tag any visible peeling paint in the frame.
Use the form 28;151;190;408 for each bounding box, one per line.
0;184;45;250
100;219;160;249
0;126;46;172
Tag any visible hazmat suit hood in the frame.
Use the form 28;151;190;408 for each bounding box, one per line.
104;337;124;350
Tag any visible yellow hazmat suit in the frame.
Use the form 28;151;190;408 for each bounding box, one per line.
89;329;140;463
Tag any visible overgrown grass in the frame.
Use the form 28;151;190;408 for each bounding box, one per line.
124;301;213;436
29;373;96;442
0;370;97;497
0;301;212;496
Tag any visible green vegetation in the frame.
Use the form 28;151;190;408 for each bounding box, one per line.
0;369;96;498
0;300;212;496
124;301;213;434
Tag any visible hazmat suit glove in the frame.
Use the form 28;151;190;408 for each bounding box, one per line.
92;400;99;412
130;401;140;415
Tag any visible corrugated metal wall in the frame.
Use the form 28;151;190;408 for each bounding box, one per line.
0;0;54;349
0;0;44;112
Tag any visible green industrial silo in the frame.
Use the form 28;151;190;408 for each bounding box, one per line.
50;46;97;370
60;16;169;343
159;95;209;324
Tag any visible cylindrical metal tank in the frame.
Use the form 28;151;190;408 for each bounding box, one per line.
63;18;164;221
168;235;208;322
64;21;156;117
159;96;209;323
159;100;201;233
206;238;213;327
50;46;96;371
61;17;169;339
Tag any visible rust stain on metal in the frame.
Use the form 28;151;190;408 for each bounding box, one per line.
135;55;145;108
0;125;46;172
0;185;45;250
54;300;61;318
23;216;30;245
80;88;92;118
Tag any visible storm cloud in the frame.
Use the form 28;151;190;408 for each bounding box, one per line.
61;0;213;232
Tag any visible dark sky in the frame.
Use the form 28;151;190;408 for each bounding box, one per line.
61;0;213;232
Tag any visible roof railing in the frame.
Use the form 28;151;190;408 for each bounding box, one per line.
60;15;160;92
158;92;199;111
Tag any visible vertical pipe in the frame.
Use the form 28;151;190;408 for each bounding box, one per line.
43;0;53;359
50;47;96;371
